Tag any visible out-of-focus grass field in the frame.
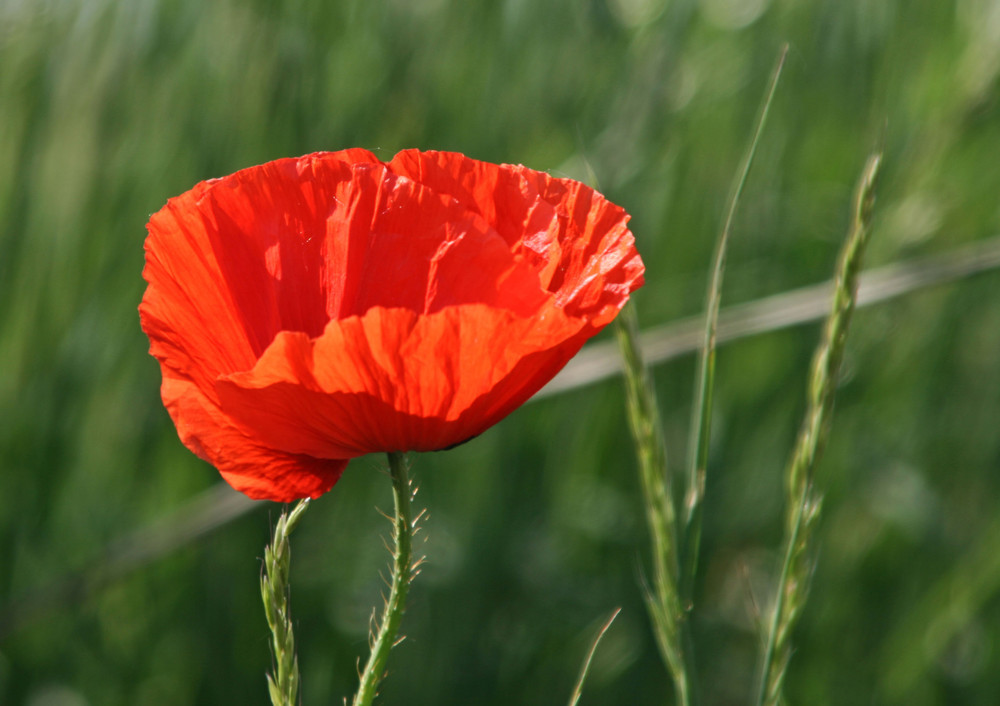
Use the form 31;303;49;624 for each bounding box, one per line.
2;0;1000;704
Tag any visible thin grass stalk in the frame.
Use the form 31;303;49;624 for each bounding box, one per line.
352;452;418;706
681;44;789;603
261;498;310;706
616;302;694;706
567;608;622;706
756;152;882;706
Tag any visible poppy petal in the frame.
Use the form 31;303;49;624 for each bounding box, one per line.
387;150;644;321
141;149;644;501
140;151;550;398
160;371;346;501
214;302;591;458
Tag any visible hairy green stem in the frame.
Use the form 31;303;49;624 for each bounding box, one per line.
352;452;416;706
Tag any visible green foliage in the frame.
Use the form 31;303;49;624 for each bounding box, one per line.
2;1;1000;704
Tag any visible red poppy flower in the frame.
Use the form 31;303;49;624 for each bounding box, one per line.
140;149;644;501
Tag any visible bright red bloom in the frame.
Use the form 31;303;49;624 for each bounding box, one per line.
140;149;644;501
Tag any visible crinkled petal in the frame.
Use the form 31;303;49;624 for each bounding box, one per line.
161;371;346;501
140;150;551;403
387;150;645;323
214;303;592;458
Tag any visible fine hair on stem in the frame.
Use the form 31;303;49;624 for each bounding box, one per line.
352;451;423;706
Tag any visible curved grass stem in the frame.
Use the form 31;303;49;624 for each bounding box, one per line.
568;607;622;706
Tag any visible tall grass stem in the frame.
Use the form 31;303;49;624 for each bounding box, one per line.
261;498;310;706
755;151;882;706
616;303;694;706
682;43;789;604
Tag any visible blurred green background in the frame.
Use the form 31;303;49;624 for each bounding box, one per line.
2;0;1000;704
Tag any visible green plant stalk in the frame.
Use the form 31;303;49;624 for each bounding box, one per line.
261;498;310;706
616;303;695;706
352;451;417;706
568;607;622;706
756;152;882;706
682;44;789;604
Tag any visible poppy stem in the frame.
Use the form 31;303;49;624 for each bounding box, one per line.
352;452;418;706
